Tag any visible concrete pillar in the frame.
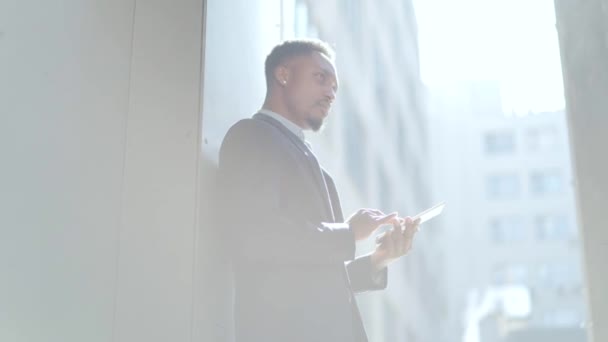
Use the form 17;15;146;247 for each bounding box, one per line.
554;1;608;341
0;1;205;341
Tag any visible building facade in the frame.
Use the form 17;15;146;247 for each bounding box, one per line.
429;82;587;342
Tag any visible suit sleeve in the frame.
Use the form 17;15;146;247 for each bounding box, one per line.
323;171;388;293
346;255;388;293
217;120;356;266
323;167;388;292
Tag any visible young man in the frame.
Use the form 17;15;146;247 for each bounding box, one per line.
218;39;420;342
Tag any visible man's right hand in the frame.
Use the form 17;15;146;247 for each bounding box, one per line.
346;209;399;241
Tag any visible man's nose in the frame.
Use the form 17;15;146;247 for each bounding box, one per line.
325;87;336;102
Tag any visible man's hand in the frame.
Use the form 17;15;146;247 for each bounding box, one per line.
346;209;399;241
371;216;420;272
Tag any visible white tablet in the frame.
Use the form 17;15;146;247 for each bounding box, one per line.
412;202;446;224
375;202;446;243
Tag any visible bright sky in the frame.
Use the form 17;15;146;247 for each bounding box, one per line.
413;0;565;114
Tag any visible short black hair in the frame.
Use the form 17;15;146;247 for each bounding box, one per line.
264;39;335;87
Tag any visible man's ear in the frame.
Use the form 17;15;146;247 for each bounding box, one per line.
275;65;289;85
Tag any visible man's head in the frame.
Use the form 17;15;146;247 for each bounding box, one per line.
264;39;339;132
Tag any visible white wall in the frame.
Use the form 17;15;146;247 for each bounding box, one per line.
0;1;205;341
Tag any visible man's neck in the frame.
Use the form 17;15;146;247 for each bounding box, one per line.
262;98;306;130
258;108;306;142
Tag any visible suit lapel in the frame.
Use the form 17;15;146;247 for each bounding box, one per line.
254;113;335;222
323;170;343;222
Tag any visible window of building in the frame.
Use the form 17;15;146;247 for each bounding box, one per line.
537;262;582;292
526;126;557;152
535;214;575;241
486;173;520;199
484;131;515;155
530;170;563;195
492;264;529;285
489;216;526;243
542;309;582;327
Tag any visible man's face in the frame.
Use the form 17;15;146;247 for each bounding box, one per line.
282;51;339;131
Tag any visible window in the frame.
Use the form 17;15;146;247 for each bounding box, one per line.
489;216;525;243
530;170;563;195
492;264;529;285
537;262;582;292
526;126;557;152
484;131;515;155
486;173;520;199
535;215;575;241
542;309;582;327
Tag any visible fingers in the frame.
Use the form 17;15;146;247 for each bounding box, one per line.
362;209;401;226
349;209;396;241
374;214;420;258
401;217;419;254
376;212;399;225
403;216;419;226
392;226;406;255
401;216;420;236
375;231;388;244
357;208;384;215
386;229;397;255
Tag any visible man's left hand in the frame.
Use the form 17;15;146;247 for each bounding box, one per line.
370;216;420;272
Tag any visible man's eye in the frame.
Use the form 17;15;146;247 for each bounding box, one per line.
315;73;325;82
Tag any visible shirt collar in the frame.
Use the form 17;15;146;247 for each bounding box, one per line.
258;109;306;142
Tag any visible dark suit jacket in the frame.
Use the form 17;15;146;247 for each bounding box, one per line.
218;113;387;342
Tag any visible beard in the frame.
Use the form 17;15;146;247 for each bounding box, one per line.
305;104;329;132
306;116;325;132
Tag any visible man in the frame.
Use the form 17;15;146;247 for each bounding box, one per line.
218;39;420;342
